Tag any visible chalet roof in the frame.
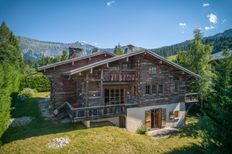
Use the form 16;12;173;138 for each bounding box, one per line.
63;49;201;79
37;51;114;71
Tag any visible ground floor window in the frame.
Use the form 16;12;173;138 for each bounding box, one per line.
104;88;124;105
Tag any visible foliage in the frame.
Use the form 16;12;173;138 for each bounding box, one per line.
0;22;22;139
175;29;214;100
200;50;232;153
25;50;69;68
0;94;203;153
19;88;36;98
136;124;147;134
61;50;68;61
114;43;123;55
152;29;232;57
20;73;50;92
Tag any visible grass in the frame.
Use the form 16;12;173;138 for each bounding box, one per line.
0;92;203;154
167;55;177;61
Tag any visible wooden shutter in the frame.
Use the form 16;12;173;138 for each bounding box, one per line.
174;111;179;117
162;108;166;127
145;111;151;129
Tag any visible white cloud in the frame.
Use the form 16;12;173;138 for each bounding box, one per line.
178;22;187;33
205;25;215;31
203;3;209;7
106;1;115;6
93;42;98;46
207;13;218;24
179;22;187;27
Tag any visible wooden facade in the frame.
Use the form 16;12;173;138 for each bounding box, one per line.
38;48;200;123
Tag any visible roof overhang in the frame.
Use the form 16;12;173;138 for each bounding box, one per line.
62;49;201;79
37;51;114;71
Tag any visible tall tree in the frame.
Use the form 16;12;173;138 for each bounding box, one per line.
175;29;214;103
0;22;22;138
201;49;232;153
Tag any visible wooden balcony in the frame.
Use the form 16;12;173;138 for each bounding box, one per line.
185;93;199;103
103;70;137;82
64;102;137;122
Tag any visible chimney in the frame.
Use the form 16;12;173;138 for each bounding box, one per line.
69;47;84;59
125;44;134;54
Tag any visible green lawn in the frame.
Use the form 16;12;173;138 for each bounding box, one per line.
0;92;203;154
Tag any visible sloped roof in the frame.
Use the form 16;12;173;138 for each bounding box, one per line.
63;49;201;79
37;51;114;71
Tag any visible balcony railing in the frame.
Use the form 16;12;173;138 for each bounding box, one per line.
103;70;137;82
65;102;137;122
185;93;199;103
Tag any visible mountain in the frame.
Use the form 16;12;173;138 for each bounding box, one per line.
151;29;232;57
18;29;232;61
18;36;97;61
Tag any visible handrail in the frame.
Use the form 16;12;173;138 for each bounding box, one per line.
65;101;136;111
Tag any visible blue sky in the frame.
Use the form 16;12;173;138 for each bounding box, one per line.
0;0;231;48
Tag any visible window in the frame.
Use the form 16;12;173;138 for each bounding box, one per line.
171;80;179;93
152;84;157;94
104;88;125;105
149;66;157;75
158;84;163;94
145;85;151;94
169;111;179;120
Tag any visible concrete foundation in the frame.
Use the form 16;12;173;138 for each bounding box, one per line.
126;102;186;132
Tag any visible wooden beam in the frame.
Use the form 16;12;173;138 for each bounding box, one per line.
72;61;74;65
90;68;93;74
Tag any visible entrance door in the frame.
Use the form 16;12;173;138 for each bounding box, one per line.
154;108;162;128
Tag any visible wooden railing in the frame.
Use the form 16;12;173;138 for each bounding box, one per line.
64;102;137;122
103;70;137;82
185;93;199;103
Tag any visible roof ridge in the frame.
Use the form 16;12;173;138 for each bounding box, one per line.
37;51;114;71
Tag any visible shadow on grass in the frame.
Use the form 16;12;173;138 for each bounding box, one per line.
2;97;86;144
166;143;204;154
177;116;202;138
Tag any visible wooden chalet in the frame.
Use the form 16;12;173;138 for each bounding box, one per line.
38;46;200;131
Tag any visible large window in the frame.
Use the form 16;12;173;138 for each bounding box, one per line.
104;88;124;105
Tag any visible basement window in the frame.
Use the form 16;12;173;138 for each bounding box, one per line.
169;111;179;120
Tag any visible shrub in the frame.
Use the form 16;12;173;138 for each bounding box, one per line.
19;88;36;98
20;73;50;92
136;124;148;134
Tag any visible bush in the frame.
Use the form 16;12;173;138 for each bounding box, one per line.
20;73;50;92
19;88;36;98
136;124;148;134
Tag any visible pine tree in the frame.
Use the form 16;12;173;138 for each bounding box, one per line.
201;49;232;153
175;29;214;102
114;43;123;55
61;50;68;61
0;22;22;138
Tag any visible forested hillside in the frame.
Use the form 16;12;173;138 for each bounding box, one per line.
18;36;96;61
151;29;232;57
